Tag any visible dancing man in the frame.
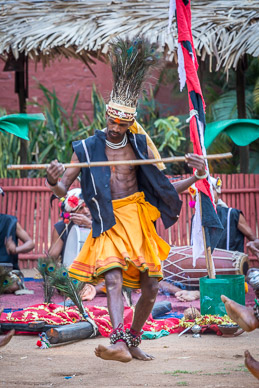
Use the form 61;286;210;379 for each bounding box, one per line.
46;37;206;362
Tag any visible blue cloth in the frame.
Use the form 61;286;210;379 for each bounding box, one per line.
24;278;43;282
154;312;184;320
161;279;198;291
73;130;182;238
201;192;224;252
142;329;170;340
216;206;244;252
3;308;23;313
0;214;19;269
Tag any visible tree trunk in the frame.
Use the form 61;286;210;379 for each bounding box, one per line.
236;57;249;173
14;54;29;176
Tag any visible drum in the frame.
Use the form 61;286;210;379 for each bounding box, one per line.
63;225;91;268
162;245;249;288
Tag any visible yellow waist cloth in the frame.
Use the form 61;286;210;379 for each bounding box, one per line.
68;192;170;288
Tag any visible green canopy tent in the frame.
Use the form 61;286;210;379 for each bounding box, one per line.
205;119;259;173
205;119;259;148
0;114;45;140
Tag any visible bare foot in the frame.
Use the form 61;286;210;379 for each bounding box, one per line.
175;290;200;302
0;329;15;347
129;346;155;361
245;350;259;380
95;342;132;362
221;295;259;332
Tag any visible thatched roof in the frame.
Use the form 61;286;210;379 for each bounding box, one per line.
0;0;258;70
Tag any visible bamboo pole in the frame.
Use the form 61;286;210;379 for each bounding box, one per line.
7;152;232;171
199;192;216;279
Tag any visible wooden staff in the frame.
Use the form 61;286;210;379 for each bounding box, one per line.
7;152;232;170
199;192;216;279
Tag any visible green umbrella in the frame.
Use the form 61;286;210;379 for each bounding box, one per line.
0;113;45;140
205;119;259;148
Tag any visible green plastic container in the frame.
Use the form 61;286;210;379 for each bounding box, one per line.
199;274;245;316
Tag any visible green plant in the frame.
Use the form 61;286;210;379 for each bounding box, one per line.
27;83;91;176
208;90;254;122
203;57;259;173
153;116;186;154
0;108;22;178
137;90;188;175
83;83;106;131
164;370;201;376
0;77;194;178
81;85;187;174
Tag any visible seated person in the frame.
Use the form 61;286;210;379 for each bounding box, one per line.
0;214;35;270
159;280;199;302
0;307;14;347
0;212;35;294
221;239;259;331
212;177;257;252
160;177;258;302
48;188;105;300
221;240;259;380
0;266;15;345
48;188;92;261
221;291;259;380
247;239;259;260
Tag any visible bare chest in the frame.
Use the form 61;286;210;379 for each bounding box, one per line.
105;143;138;198
105;143;137;173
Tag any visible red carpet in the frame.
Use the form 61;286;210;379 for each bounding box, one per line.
0;279;255;313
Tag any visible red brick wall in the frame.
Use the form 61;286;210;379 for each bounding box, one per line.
0;57;188;120
0;58;113;119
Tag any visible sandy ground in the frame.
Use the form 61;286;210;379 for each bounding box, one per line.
1;269;259;387
0;327;259;387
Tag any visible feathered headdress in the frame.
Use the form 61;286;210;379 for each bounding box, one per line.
107;36;161;122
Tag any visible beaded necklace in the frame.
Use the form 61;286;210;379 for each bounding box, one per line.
105;134;128;150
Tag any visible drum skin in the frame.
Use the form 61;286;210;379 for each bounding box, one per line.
63;225;91;268
162;245;249;287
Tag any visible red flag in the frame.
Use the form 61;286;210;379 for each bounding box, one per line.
175;0;213;203
171;0;223;263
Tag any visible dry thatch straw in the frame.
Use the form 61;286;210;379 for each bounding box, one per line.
0;0;258;71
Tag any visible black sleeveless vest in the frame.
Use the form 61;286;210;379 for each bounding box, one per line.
0;214;19;269
72;130;182;238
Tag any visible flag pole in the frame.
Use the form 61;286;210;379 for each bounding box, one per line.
199;192;216;279
173;0;223;280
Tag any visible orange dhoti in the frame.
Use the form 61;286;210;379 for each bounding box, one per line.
68;192;170;288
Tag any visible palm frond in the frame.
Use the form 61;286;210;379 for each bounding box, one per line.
0;1;258;71
253;77;259;114
210;89;254;122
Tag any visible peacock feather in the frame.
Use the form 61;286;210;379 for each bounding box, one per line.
46;266;87;319
37;257;57;304
0;267;13;295
108;36;161;107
